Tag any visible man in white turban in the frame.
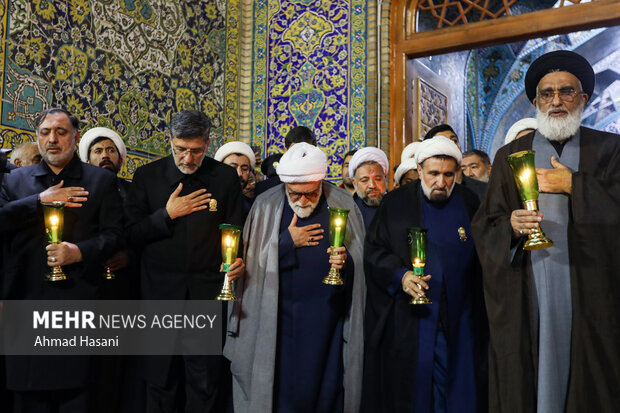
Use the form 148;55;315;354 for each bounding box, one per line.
78;126;134;286
79;127;127;175
215;141;257;213
504;117;537;144
348;147;389;228
225;142;366;413
394;158;418;187
362;135;487;413
423;124;487;201
395;141;422;187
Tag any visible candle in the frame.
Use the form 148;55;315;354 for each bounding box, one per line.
50;215;59;243
413;257;425;275
334;217;344;246
519;168;531;185
224;235;234;265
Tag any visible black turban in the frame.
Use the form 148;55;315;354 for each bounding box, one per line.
261;153;282;178
524;50;594;103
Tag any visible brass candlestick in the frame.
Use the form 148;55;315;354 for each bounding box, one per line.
104;266;116;280
506;150;554;250
323;207;349;285
408;227;431;305
216;224;242;301
42;201;67;281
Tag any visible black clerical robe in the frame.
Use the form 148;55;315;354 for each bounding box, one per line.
362;180;487;413
471;127;620;412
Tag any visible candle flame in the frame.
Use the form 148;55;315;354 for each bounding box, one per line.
335;217;342;227
225;235;232;247
519;168;531;185
50;216;59;226
414;258;420;265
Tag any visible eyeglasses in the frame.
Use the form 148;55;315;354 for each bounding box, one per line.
537;87;583;103
287;187;321;202
171;146;205;157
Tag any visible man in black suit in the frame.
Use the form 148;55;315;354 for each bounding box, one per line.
0;108;123;412
125;110;244;412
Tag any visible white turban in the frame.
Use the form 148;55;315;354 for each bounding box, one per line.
277;142;327;183
415;135;462;166
505;118;537;144
401;141;421;163
348;147;389;179
79;127;126;164
394;158;418;184
214;141;256;168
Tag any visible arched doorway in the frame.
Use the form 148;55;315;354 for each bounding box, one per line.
388;0;620;169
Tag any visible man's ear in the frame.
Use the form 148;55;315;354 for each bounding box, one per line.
14;158;22;167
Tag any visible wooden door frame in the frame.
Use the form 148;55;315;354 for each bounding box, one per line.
389;0;620;170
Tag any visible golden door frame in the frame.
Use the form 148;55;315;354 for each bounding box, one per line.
389;0;620;170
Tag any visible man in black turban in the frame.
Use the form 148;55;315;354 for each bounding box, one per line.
473;50;620;413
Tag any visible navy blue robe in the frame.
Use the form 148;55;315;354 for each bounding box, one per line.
353;193;378;229
414;192;478;413
275;195;353;413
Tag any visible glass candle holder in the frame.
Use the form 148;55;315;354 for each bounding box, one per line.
408;227;431;305
323;207;349;285
506;150;553;250
216;224;243;301
42;201;67;281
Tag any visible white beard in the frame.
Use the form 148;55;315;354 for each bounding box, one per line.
536;101;583;142
420;175;455;202
286;185;322;218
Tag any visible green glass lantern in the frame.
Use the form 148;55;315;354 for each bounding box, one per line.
42;201;67;281
506;150;554;250
323;207;349;285
216;224;243;301
408;227;431;305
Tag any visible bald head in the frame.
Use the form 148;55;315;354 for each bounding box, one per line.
11;142;42;167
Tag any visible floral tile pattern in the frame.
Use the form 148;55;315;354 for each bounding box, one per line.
0;0;240;180
251;0;368;182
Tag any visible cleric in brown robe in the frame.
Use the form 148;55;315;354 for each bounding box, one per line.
472;50;620;412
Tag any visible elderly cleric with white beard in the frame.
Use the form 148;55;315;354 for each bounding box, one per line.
224;142;366;413
473;50;620;413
